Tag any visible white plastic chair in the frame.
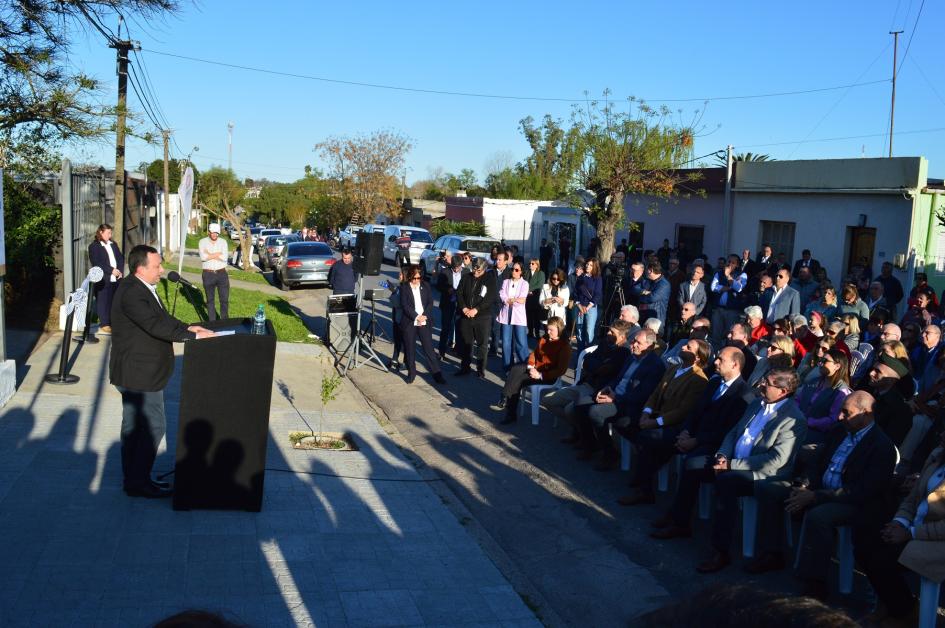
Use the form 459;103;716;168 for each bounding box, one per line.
573;345;598;384
520;379;565;426
657;455;683;493
741;496;758;558
919;577;941;628
849;350;865;379
791;518;855;594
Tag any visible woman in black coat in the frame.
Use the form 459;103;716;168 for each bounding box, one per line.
399;265;447;386
87;223;124;333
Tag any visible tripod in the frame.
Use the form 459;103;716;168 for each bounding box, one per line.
337;277;388;376
597;270;627;336
365;292;390;345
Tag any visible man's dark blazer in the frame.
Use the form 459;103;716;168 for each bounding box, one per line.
435;267;467;306
581;343;632;390
680;376;753;454
399;280;436;328
456;271;497;321
608;350;666;417
88;240;124;287
109;277;195;392
807;422;898;524
792;258;822;277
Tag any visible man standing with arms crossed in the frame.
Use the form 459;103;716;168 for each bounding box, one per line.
110;245;214;497
199;223;229;321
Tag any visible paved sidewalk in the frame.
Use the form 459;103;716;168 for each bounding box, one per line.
0;332;540;627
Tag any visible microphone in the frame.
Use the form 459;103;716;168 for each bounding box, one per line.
167;271;196;289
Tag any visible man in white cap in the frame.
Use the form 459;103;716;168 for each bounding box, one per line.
199;223;229;321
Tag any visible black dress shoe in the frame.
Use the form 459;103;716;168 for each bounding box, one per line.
405;373;416;384
696;551;731;573
151;479;171;490
124;484;173;498
743;552;785;575
617;492;656;506
389;360;401;372
489;396;508;411
499;414;517;425
559;431;580;444
650;525;692;540
476;369;486;379
433;372;447;385
455;367;472;376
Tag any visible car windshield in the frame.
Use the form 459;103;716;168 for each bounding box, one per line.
262;229;281;236
250;227;263;235
288;242;332;256
348;226;363;232
402;230;433;243
462;239;498;253
272;235;299;246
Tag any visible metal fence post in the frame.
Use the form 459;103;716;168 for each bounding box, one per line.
61;159;74;301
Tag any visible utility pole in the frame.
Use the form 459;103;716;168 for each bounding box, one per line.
109;38;138;251
889;30;903;158
162;129;172;256
227;122;234;173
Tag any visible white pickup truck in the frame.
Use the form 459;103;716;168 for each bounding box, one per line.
338;224;364;248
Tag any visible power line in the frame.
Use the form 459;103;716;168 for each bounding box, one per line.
897;0;926;75
127;64;163;130
738;125;945;149
131;49;171;129
142;47;889;104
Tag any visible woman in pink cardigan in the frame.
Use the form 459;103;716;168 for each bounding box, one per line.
498;260;531;372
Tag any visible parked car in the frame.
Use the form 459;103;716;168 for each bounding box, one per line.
338;224;364;248
381;225;434;264
248;226;264;246
419;234;501;277
275;241;336;290
259;234;301;271
256;228;283;253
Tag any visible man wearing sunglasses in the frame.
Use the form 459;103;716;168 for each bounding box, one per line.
761;269;801;324
689;368;806;573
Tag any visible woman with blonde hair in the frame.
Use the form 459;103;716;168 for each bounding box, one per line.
840;314;861;352
748;334;796;387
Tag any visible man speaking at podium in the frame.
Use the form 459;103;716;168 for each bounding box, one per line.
110;245;215;498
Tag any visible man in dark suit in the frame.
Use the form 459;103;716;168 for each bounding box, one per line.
489;252;512;356
456;258;497;377
435;256;466;359
792;249;822;277
571;328;666;470
110;245;214;498
677;264;707;316
633;346;753;511
745;391;897;600
400;265;447;385
638;261;671;327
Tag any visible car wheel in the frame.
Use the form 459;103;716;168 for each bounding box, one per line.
279;277;290;291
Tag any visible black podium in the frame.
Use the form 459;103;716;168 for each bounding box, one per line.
172;317;277;512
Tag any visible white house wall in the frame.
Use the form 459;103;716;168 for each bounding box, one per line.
620;193;725;258
729;192;914;288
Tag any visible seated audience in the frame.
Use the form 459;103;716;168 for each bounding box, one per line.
685;368;807;573
853;430;945;626
825;320;852;361
839;313;861;352
571;328;666;470
908;272;940;311
900;291;936;329
743;306;771;347
748;335;796;387
797;336;837;384
748;391;897;602
772;316;807;360
901;322;921;353
618;303;642;338
725;322;758;380
623;345;749;508
866;280;888;315
667;301;698;347
544;319;633;442
797;349;852;445
804;284;838;322
490;316;571;425
806;310;826;341
910;324;942;380
837;284;869;327
867;357;913;446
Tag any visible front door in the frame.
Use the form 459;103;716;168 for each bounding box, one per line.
676;225;705;258
847;227;876;276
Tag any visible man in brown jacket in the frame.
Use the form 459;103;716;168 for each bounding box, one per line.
616;339;710;504
854;429;945;626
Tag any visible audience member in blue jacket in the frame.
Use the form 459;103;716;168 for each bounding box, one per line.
571;328;667;470
638;261;671;327
574;259;603;351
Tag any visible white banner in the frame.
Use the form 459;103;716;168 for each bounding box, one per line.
177;166;194;275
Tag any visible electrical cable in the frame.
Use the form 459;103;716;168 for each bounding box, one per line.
738;125;945;149
141;47;889;104
127;63;164;130
897;0;926;76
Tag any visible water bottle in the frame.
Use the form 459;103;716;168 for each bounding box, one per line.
253;304;266;335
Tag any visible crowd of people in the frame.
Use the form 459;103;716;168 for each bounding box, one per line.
387;239;944;627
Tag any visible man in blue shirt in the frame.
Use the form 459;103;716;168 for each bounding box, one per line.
745;391;897;600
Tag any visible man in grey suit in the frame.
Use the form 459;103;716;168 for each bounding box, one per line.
694;367;807;573
677;264;707;316
761;268;801;324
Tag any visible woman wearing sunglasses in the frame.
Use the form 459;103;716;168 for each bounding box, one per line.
399;265;447;385
497;262;531;372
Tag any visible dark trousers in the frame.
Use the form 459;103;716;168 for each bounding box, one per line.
202;270;230;321
438;300;457;354
755;480;859;580
95;280;119;326
526;291;544;336
631;427;682;495
853;527;916;617
573;401;620;455
391;309;403;362
117;387;166;490
490;305;503;355
459;316;491;372
401;320;441;377
710;470;756;554
502;363;555;417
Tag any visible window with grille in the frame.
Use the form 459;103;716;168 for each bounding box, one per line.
758;221;796;264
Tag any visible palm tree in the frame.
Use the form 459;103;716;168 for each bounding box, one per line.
713;151;773;167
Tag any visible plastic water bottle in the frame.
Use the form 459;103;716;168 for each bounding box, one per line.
253;304;266;335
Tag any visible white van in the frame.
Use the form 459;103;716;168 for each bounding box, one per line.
381;225;434;264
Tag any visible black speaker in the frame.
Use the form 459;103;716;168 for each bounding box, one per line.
355;231;384;276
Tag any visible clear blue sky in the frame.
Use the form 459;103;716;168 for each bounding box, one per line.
67;0;945;184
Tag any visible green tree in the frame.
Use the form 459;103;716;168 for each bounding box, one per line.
1;0;179;175
144;158;198;192
713;151;773;166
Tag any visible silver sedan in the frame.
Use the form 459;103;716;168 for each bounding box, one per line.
275;241;336;290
